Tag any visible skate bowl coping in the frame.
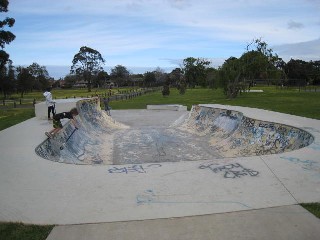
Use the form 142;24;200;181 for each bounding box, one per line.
35;98;314;165
147;104;187;111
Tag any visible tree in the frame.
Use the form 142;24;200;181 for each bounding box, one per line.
218;38;281;98
169;68;182;87
219;57;244;98
182;57;211;88
16;66;33;98
244;38;281;86
0;0;15;97
110;65;129;87
162;75;170;97
153;67;166;86
63;74;78;88
71;46;105;92
170;68;186;94
94;70;109;88
0;59;15;98
0;0;15;69
310;61;320;85
206;67;218;89
144;71;156;87
28;62;50;90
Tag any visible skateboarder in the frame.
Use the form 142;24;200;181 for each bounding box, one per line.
45;108;79;138
43;88;55;120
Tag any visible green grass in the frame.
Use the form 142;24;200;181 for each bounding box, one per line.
301;203;320;218
1;87;139;102
0;222;53;240
0;108;35;131
0;86;319;239
111;86;320;119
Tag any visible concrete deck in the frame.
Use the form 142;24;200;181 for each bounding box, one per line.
0;103;320;239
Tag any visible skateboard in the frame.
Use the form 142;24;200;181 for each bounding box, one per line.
45;127;78;150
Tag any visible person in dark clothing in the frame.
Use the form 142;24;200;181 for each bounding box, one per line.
43;88;55;119
103;97;111;116
45;108;78;138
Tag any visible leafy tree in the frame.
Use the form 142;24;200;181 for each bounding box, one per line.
16;66;33;97
144;71;156;87
206;67;218;89
0;0;15;69
182;57;211;88
169;68;182;87
162;75;170;96
0;59;15;98
94;70;109;88
28;62;50;90
310;61;320;85
219;38;281;98
110;65;129;87
219;57;244;98
285;59;307;83
170;68;186;94
0;0;15;98
63;74;78;88
153;67;166;85
71;46;105;92
244;38;282;86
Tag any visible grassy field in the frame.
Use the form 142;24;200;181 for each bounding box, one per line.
0;86;319;239
110;86;320;119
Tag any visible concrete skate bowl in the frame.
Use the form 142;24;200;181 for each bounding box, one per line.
35;98;314;165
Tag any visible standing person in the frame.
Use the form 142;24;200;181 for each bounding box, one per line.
103;97;111;116
45;108;79;138
43;88;55;120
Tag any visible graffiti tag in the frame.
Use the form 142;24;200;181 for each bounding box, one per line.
108;164;162;174
199;162;259;178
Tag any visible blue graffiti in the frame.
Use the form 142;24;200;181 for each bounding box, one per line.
307;143;320;151
280;156;318;170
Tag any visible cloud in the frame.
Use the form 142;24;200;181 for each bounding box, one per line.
273;38;320;61
287;20;304;29
7;0;320;72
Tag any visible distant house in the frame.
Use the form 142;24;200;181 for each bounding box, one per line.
73;80;87;88
105;81;116;88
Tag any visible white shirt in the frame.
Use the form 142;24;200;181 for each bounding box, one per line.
43;91;54;107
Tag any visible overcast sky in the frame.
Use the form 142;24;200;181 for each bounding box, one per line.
4;0;320;78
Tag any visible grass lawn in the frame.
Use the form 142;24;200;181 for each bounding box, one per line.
0;222;53;240
0;108;35;131
111;86;320;119
301;203;320;218
2;87;139;102
0;86;319;239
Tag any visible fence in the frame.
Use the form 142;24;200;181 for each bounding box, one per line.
0;87;161;109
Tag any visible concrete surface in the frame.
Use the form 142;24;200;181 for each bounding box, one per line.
0;100;320;239
46;205;320;240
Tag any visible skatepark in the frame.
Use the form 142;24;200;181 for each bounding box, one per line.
1;98;320;239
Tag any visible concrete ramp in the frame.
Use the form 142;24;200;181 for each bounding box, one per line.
180;105;314;157
35;99;313;165
35;98;128;165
